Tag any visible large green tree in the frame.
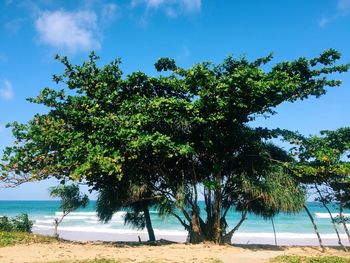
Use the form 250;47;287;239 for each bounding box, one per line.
1;50;349;243
285;128;350;248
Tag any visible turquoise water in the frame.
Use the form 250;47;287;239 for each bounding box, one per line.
0;201;348;243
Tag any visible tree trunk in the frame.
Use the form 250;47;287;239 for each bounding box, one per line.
320;201;345;250
315;185;346;250
188;166;204;243
304;204;325;251
340;203;350;244
53;218;59;238
222;210;247;244
143;205;156;242
271;217;277;246
188;206;204;243
53;214;65;238
213;171;222;244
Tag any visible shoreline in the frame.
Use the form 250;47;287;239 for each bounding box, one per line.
33;227;350;246
1;238;350;263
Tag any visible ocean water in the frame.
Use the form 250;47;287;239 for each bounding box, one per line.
0;200;349;245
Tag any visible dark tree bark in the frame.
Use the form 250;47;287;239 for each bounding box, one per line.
187;204;204;243
213;171;222;244
222;210;247;244
143;205;156;242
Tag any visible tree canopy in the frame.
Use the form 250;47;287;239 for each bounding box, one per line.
1;49;349;243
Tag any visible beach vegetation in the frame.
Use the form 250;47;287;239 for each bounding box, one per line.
284;127;350;249
272;255;350;263
1;50;349;244
0;213;33;232
96;179;157;242
0;231;57;247
49;184;89;238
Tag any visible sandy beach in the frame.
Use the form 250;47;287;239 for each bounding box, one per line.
0;240;349;263
33;227;350;246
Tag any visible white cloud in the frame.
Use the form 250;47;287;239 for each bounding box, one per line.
0;80;14;101
35;10;101;53
131;0;201;17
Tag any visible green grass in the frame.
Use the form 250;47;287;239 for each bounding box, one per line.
0;231;57;247
272;256;350;263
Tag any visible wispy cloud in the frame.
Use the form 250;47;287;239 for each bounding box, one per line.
0;53;8;63
318;0;350;27
131;0;201;18
183;45;190;57
5;18;25;34
101;3;119;24
35;10;101;53
318;17;329;28
176;45;191;61
337;0;350;13
0;80;15;101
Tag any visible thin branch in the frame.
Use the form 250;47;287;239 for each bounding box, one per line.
171;212;189;230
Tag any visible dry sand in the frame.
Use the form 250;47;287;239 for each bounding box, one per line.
0;240;349;263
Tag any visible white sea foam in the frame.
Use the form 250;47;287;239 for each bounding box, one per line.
35;219;54;224
233;232;349;239
54;212;97;216
54;211;127;217
49;211;126;222
32;224;348;240
315;212;350;219
33;224;187;236
63;216;97;220
85;220;99;224
34;224;53;230
38;216;124;225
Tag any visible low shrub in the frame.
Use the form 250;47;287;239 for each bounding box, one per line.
0;213;33;232
0;216;12;231
272;255;350;263
0;231;56;247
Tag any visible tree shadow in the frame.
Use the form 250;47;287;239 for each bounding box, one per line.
61;238;346;252
231;244;347;253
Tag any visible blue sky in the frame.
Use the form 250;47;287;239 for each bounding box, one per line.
1;0;350;200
